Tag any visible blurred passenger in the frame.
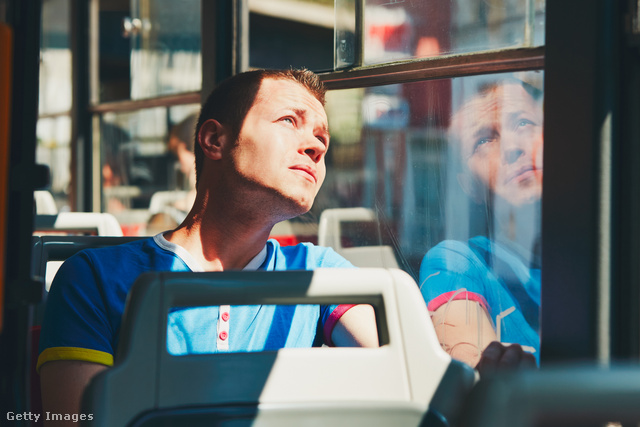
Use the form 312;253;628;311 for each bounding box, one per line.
38;69;379;422
101;122;153;213
100;123;130;213
145;113;199;230
167;112;198;213
419;78;543;369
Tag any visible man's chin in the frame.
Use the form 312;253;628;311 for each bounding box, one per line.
502;193;542;207
275;194;314;220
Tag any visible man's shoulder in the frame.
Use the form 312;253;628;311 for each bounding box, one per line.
76;236;155;260
420;237;492;281
424;238;482;263
62;235;177;273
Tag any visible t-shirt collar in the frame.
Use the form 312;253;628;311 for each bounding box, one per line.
153;232;268;272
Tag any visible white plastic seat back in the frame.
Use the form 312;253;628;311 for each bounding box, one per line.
148;190;190;214
82;268;474;427
318;208;399;268
34;190;58;214
34;212;124;236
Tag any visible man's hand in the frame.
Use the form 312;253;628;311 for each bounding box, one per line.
475;341;537;377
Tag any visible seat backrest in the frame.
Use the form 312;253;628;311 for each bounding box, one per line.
29;235;145;427
318;208;399;268
148;190;190;213
82;268;475;427
34;190;58;214
31;235;143;294
459;364;640;427
34;212;123;236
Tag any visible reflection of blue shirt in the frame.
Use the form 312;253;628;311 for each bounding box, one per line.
419;236;540;361
38;236;353;371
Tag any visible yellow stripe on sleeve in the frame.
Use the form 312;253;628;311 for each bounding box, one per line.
37;347;114;373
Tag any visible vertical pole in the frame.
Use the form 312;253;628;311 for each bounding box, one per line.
201;0;235;104
0;0;42;422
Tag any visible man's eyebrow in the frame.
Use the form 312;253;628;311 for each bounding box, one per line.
472;125;498;139
289;107;330;134
504;110;534;123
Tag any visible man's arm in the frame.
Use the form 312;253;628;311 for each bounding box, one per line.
431;299;497;367
40;360;107;425
431;300;536;375
331;304;379;347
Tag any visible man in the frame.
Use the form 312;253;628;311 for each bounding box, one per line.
419;78;543;369
38;69;378;421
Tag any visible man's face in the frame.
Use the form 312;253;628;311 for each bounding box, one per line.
227;78;329;218
453;83;543;206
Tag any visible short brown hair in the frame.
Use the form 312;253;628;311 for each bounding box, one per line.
194;68;326;186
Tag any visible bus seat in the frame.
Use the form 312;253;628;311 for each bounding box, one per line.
34;212;124;236
34;190;58;214
318;208;399;268
31;235;143;295
81;268;475;427
29;236;145;426
148;190;190;214
458;365;640;427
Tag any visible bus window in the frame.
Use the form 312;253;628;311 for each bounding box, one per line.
127;0;202;100
336;0;546;68
249;0;334;72
320;71;544;367
37;0;72;211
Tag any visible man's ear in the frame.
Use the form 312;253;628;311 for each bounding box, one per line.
198;119;230;161
457;172;483;204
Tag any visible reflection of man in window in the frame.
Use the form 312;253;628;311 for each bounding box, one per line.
419;78;543;368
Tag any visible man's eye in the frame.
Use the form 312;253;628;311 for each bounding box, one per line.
474;137;495;150
517;118;535;128
282;117;295;125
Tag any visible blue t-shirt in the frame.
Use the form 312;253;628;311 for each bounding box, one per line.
419;236;540;361
38;235;353;370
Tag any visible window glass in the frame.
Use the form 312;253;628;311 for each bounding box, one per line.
40;0;72;115
129;0;201;99
320;70;543;367
99;0;132;102
36;116;72;212
99;104;199;235
37;0;72;211
100;0;201;101
249;0;334;71
335;0;545;68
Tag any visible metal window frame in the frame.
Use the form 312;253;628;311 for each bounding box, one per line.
541;0;640;363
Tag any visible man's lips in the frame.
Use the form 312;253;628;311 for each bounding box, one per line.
506;165;542;184
290;164;317;183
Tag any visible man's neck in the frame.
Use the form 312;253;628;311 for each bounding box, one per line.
163;192;275;271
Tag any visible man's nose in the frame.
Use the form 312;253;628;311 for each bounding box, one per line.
501;132;527;164
301;134;326;163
